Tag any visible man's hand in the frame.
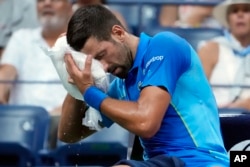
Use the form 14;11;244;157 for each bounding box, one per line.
64;53;94;94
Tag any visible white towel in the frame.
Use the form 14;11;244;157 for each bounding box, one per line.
43;36;110;131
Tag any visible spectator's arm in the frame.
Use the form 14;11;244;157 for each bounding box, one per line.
159;5;179;27
197;41;219;80
224;97;250;111
0;64;17;104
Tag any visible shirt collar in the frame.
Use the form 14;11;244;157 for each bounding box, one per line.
130;32;151;72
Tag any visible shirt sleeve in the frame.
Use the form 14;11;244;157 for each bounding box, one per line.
102;78;128;127
1;30;25;69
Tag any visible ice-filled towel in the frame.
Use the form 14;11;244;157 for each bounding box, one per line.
43;35;110;131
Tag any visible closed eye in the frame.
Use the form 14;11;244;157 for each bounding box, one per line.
95;50;106;60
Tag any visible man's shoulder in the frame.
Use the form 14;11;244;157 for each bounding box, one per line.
150;31;185;46
146;31;189;53
153;31;180;39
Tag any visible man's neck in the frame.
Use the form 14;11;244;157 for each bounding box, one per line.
126;33;139;60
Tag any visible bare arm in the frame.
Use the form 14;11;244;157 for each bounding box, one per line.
0;64;17;104
64;54;171;139
101;86;170;138
159;5;179;27
198;42;250;110
197;41;219;80
225;97;250;111
58;93;96;143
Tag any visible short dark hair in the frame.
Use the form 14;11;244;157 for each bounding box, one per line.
66;5;124;51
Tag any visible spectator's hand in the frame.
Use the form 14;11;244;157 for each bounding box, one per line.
219;97;250;111
50;106;62;116
225;98;250;111
0;98;8;104
0;93;9;104
64;52;94;94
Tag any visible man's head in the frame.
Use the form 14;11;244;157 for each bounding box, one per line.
75;0;106;6
67;5;124;51
67;5;134;79
37;0;73;30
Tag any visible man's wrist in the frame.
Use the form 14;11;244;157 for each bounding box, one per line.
83;86;108;111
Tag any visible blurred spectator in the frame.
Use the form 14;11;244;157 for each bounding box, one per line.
158;5;179;27
0;0;39;58
198;0;250;110
174;5;222;28
0;0;72;149
72;0;128;30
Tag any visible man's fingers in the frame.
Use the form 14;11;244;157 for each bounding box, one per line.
84;54;93;74
64;53;94;93
64;53;79;77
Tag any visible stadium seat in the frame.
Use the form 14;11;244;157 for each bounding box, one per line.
130;135;143;161
42;123;131;166
0;105;50;166
219;108;250;151
53;142;126;166
109;4;160;36
143;27;224;51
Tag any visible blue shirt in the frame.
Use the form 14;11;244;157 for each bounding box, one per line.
108;32;229;166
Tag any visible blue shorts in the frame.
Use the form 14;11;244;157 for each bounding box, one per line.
114;154;185;167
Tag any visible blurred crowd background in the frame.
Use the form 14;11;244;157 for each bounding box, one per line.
0;0;250;166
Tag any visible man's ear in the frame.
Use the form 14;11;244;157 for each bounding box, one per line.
111;25;125;42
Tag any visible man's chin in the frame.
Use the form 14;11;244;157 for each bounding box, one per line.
115;73;127;79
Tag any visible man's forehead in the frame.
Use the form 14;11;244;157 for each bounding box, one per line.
81;37;100;54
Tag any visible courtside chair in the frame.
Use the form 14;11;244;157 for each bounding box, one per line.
219;108;250;152
0;105;50;167
52;123;131;166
